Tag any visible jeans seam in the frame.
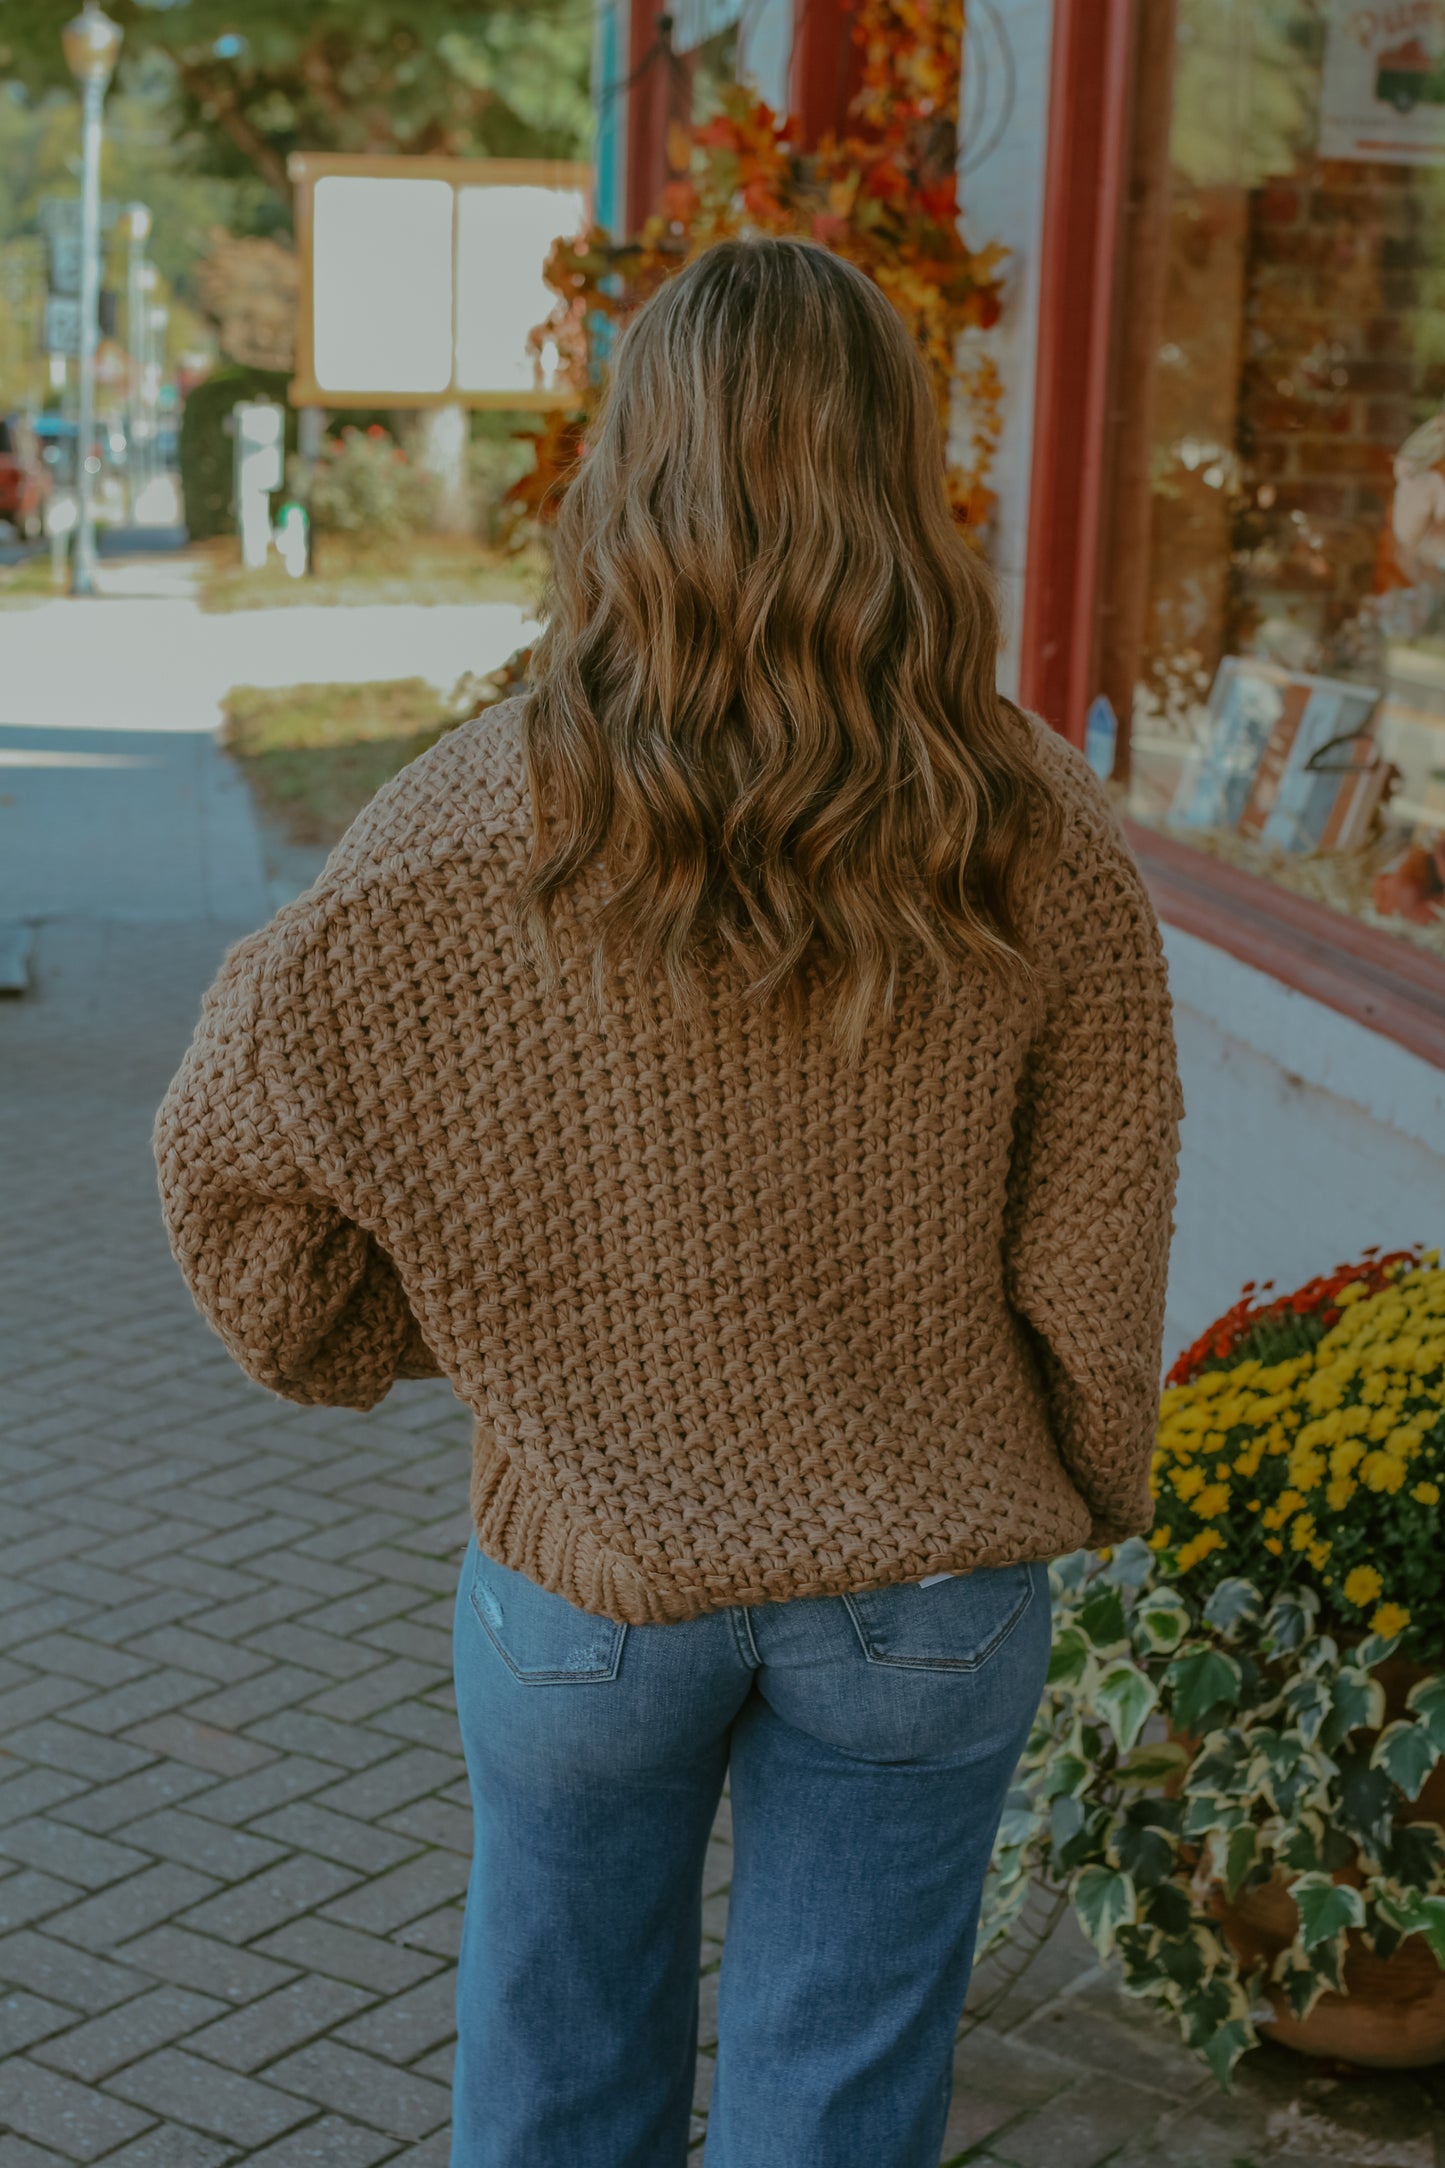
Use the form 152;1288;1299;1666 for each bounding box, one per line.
729;1603;761;1670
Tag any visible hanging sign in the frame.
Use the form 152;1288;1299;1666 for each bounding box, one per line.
1321;2;1445;164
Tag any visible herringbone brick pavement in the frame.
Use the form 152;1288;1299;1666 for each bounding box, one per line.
3;915;1443;2167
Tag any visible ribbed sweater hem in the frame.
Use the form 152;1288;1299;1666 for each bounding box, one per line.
468;1426;1099;1625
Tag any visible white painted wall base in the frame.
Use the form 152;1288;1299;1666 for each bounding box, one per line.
1161;925;1445;1364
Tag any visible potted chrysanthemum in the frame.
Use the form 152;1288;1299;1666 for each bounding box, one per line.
980;1247;1445;2080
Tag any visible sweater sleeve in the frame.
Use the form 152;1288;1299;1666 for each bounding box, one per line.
1003;791;1183;1547
154;932;442;1410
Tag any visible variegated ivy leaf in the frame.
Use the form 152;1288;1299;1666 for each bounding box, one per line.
1042;1751;1091;1800
1110;1802;1181;1889
1077;1584;1129;1652
1189;1730;1248;1791
1114;1739;1190;1788
1379;1816;1445;1893
1046;1626;1091;1688
1166;1647;1244;1736
1276;1812;1326;1874
1100;1536;1155;1591
1261;1588;1318;1657
1095;1661;1158;1754
1178;1971;1250;2056
1336;1747;1397;1856
1072;1862;1137;1960
1380;1890;1445;1968
1297;1632;1340;1678
1355;1629;1404;1669
1406;1672;1445;1754
1320;1668;1385;1752
1132;1593;1190;1656
1183;1790;1247;1839
1204;2017;1252;2087
1280;1673;1330;1747
1370;1718;1440;1803
1272;1948;1336;2021
1050;1549;1093;1597
1290;1870;1365;1953
1201;1577;1261;1639
1208;1820;1259;1900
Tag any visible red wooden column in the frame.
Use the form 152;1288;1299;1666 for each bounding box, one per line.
790;0;864;146
1016;0;1137;746
625;4;693;233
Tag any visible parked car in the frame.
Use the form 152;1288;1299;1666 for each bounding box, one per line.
0;414;51;539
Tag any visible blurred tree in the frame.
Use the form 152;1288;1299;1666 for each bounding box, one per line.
0;3;593;200
194;228;297;370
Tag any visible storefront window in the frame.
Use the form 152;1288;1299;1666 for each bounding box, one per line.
1127;0;1445;960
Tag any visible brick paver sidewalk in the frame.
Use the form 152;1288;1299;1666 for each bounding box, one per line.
3;916;1443;2166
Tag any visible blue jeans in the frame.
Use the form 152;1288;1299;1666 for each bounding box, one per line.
451;1538;1051;2168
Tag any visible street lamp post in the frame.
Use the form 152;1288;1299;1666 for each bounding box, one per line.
123;201;151;523
62;2;123;596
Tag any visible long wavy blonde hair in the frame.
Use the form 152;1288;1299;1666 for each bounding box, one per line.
520;235;1062;1045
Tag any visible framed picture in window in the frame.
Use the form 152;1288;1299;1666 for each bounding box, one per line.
1170;658;1385;853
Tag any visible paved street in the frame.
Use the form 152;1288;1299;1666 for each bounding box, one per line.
2;583;1443;2164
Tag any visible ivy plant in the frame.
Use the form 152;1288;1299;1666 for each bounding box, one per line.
978;1539;1445;2083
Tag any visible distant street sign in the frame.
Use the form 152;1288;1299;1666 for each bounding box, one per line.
39;194;121;296
46;228;84;299
43;293;81;357
42;290;118;357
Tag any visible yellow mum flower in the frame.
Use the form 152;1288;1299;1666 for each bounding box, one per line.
1343;1564;1383;1608
1361;1451;1408;1495
1172;1466;1206;1501
1307;1540;1331;1571
1371;1603;1411;1639
1176;1529;1226;1572
1263;1536;1284;1556
1147;1525;1171;1550
1412;1480;1440;1506
1325;1476;1356;1513
1194;1484;1230;1521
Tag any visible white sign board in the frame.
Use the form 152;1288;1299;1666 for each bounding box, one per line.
312;177;455;398
291;155;590;409
1321;0;1445;164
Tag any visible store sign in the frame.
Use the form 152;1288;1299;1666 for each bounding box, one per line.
1321;1;1445;163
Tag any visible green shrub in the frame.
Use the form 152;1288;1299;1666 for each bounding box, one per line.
178;364;294;541
289;427;438;543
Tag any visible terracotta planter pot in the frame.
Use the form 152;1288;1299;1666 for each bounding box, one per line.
1211;1870;1445;2068
1207;1657;1445;2069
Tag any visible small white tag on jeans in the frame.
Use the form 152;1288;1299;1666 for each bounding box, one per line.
918;1572;956;1588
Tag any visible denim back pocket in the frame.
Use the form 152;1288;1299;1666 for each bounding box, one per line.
842;1562;1040;1672
469;1549;627;1684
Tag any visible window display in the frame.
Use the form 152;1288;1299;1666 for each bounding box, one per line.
1125;0;1445;960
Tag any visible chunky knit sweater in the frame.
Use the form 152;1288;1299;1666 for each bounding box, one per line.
156;698;1182;1625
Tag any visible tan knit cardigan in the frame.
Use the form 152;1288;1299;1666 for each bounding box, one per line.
156;698;1182;1624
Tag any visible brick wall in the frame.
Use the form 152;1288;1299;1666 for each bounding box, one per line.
1231;157;1444;661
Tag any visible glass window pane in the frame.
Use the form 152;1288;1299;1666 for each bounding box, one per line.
1127;0;1445;959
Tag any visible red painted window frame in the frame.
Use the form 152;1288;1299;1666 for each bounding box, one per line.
1023;0;1445;1068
